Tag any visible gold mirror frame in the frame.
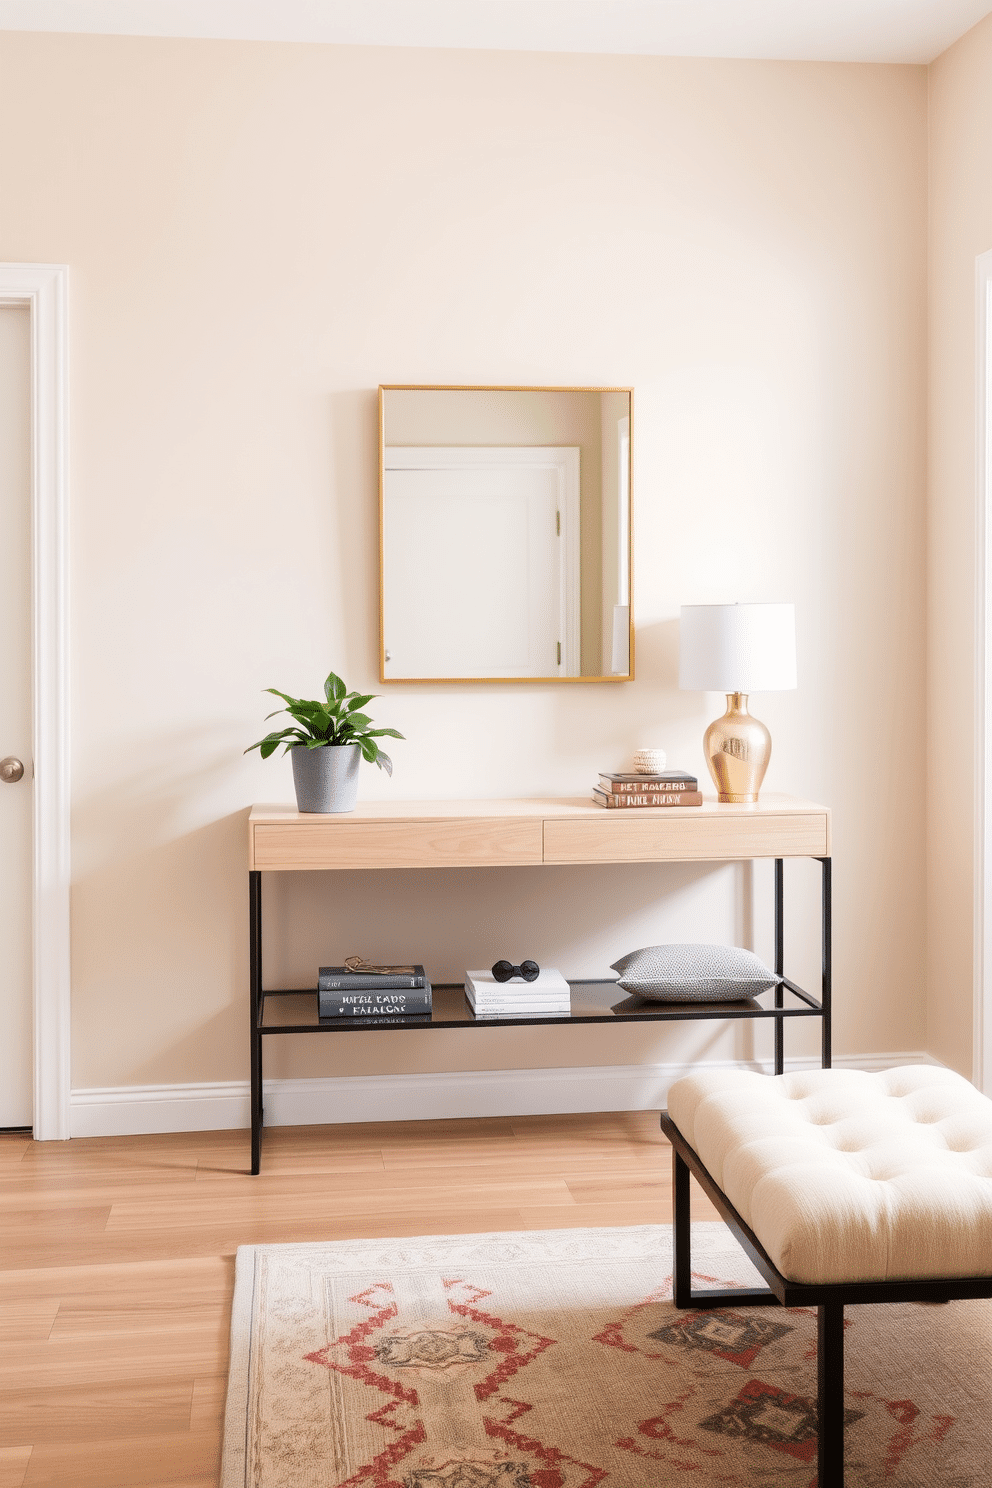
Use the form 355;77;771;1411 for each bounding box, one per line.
378;385;634;684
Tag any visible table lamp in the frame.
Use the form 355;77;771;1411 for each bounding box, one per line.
679;602;797;802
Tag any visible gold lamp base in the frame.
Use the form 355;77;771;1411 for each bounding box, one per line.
703;693;772;803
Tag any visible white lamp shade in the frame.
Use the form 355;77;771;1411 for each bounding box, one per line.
679;603;797;692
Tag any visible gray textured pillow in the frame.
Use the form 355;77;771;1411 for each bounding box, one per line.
610;943;780;1002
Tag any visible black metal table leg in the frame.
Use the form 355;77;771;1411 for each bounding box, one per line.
821;857;832;1069
250;870;263;1174
817;1301;845;1486
774;857;784;1074
673;1144;692;1307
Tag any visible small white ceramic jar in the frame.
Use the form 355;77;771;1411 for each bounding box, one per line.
633;748;667;774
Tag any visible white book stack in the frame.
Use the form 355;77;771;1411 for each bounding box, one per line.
465;968;571;1019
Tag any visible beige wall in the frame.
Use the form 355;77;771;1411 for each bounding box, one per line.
0;33;928;1096
928;14;992;1075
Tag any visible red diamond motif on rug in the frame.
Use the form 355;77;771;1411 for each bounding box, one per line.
305;1276;607;1487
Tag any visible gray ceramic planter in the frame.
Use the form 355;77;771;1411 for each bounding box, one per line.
291;743;361;813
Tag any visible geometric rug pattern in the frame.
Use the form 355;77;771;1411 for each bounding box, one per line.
222;1224;987;1486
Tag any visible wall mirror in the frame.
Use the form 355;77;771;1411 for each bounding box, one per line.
379;385;633;682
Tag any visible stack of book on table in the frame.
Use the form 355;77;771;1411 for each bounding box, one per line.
318;964;432;1021
465;968;571;1020
593;770;702;809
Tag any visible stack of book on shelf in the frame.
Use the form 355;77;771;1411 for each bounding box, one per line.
465;968;571;1020
318;963;432;1021
593;770;702;809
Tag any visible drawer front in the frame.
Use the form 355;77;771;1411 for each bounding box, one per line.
252;818;544;870
543;812;829;864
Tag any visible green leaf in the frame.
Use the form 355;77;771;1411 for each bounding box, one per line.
246;725;309;757
345;693;376;712
283;705;327;739
264;687;301;705
375;750;393;776
244;726;300;752
364;727;405;739
359;738;377;762
345;713;371;733
324;671;347;704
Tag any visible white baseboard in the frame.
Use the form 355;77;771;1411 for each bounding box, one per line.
68;1051;940;1139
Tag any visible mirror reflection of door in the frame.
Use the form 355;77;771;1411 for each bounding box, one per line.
379;387;633;682
382;448;579;679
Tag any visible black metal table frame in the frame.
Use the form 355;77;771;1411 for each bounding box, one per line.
250;856;831;1174
660;1108;992;1488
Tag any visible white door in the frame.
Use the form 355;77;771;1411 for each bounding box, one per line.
0;305;33;1128
382;448;580;679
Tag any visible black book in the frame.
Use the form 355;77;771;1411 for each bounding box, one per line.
318;984;432;1018
317;1013;432;1026
318;964;427;990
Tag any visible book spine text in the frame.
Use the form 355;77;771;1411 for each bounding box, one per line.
319;992;432;1016
599;778;697;793
593;791;703;808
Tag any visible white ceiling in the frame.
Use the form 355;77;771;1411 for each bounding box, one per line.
0;0;990;65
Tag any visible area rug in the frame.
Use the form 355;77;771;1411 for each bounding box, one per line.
221;1224;990;1487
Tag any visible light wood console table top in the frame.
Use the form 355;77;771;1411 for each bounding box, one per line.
248;793;830;871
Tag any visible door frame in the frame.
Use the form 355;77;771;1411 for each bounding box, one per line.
0;264;70;1139
976;249;992;1093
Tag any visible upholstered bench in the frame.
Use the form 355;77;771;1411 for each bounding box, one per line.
660;1065;992;1488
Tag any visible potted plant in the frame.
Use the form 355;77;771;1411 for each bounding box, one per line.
245;670;404;813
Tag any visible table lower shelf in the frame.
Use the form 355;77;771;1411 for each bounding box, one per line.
258;979;823;1033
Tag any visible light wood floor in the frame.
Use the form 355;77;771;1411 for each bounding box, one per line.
0;1111;719;1488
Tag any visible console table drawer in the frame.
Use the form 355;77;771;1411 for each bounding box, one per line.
543;812;829;863
251;818;544;871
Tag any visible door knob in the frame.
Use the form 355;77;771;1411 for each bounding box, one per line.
0;757;25;783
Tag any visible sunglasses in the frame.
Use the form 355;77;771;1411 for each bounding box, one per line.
491;959;540;983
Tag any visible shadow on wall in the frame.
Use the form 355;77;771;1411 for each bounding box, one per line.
73;723;248;865
541;616;703;781
633;617;681;695
71;728;252;1088
72;805;250;1089
328;388;381;679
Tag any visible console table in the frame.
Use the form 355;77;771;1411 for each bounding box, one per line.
248;794;831;1173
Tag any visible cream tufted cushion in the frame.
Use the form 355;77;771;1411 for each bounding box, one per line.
667;1065;992;1285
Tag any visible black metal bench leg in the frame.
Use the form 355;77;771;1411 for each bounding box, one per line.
817;1302;845;1487
669;1135;779;1309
